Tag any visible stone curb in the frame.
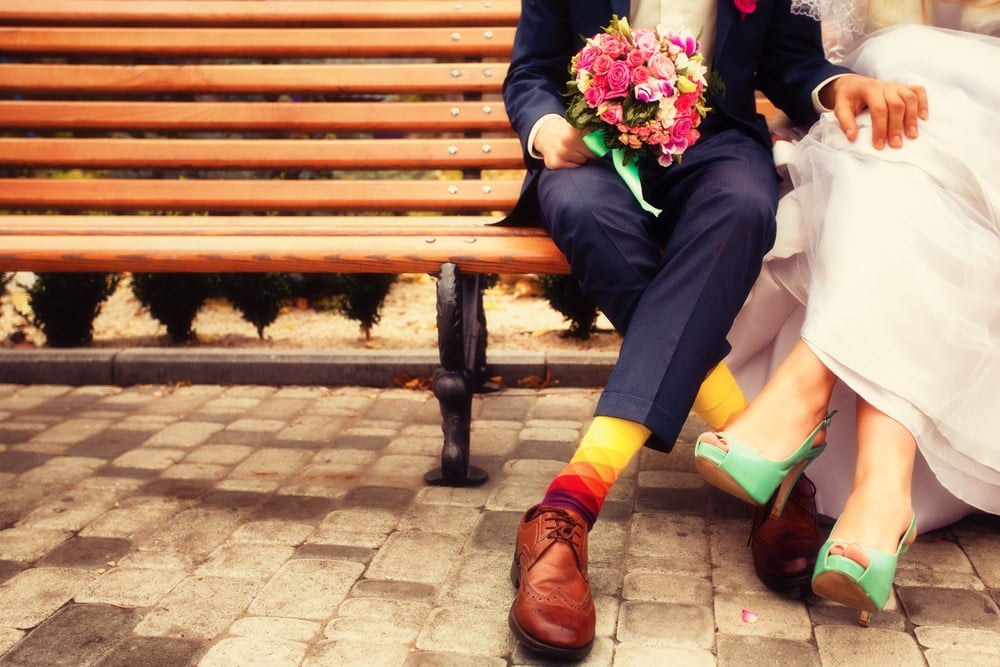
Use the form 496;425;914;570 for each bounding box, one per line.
0;348;618;388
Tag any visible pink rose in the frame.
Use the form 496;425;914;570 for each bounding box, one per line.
584;84;606;108
647;53;676;82
576;46;598;72
599;33;626;59
626;48;646;68
592;53;614;76
735;0;757;16
631;65;650;85
632;28;659;57
669;114;693;144
599;103;623;125
604;60;632;98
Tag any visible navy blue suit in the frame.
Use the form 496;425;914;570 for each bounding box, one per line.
502;0;850;450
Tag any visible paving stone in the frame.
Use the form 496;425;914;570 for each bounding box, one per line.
404;652;507;667
340;485;415;511
302;640;411;667
198;637;308;667
915;626;1000;656
416;485;491;508
0;559;25;585
138;507;245;557
398;503;481;536
93;636;208;666
622;572;713;605
0;449;51;474
476;393;535;421
898;586;1000;630
714;591;813;641
613;643;716;666
248;559;364;620
66;428;151;460
37;536;133;569
924;648;1000;666
627;513;711;577
814;625;925;666
483;484;548;512
32;417;112;444
960;535;1000;588
79;499;184;539
274;416;347;447
293;544;375;564
512;635;615;665
0;567;98;629
112;447;187;470
18;488;122;532
0;627;25;656
367;531;465;585
195;543;294;579
365;454;438;487
229;519;315;546
142;421;226;448
245;398;310;421
230;616;321;643
616;600;714;649
808;599;907;632
416;605;515;655
324;598;430;643
348;578;437;602
531;390;596;421
436;550;513;610
383;433;441;457
227;448;313;483
469;510;521;552
0;526;71;562
77;567;186;607
134;576;262;639
716;634;821;666
251;494;337;523
183;444;254;466
0;603;140;667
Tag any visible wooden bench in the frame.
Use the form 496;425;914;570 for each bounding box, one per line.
0;1;781;487
0;0;560;487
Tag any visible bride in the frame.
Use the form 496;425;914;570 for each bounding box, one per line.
697;0;1000;622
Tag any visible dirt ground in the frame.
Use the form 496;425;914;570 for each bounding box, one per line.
1;272;622;354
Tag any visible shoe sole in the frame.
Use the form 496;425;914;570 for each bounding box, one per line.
812;570;881;615
695;456;761;506
508;554;594;661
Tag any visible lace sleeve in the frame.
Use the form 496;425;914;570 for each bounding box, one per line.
790;0;866;61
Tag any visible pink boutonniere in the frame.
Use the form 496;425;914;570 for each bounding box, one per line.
734;0;757;20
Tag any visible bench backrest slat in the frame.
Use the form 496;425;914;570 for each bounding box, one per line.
0;1;521;27
0;101;511;132
1;26;515;58
0;179;522;213
1;63;509;95
0;138;525;170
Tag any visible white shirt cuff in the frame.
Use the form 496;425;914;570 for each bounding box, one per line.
812;74;848;113
526;113;565;159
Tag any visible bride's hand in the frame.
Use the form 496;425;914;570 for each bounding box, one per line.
819;73;928;150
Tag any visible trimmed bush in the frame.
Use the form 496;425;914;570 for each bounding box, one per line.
26;272;120;347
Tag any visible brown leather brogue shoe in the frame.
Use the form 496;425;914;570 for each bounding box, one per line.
750;474;828;593
509;505;595;660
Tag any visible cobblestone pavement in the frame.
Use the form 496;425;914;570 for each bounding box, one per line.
0;382;998;666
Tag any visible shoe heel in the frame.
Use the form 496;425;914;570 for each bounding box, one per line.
858;610;874;626
768;450;822;519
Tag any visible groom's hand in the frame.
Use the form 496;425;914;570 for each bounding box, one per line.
819;73;928;150
533;117;596;169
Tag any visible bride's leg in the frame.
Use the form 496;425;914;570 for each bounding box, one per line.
702;339;837;459
828;397;917;563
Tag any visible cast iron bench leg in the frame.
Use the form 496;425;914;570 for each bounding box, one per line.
425;262;489;486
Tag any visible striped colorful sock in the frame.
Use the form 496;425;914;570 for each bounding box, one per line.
691;361;748;430
541;416;650;528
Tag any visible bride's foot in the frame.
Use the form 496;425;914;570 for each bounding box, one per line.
699;341;836;461
812;483;916;624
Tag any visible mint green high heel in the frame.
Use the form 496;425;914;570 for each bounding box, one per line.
693;412;834;519
811;513;917;626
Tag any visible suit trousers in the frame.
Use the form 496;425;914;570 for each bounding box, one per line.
536;126;778;450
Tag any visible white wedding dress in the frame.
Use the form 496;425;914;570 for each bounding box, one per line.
727;2;1000;531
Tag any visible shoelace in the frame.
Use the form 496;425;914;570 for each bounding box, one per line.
532;509;585;569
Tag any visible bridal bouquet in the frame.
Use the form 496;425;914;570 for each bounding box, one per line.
566;16;711;212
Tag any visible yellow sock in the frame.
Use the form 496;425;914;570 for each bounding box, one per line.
692;362;748;430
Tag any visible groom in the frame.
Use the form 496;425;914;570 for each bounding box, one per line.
502;0;927;659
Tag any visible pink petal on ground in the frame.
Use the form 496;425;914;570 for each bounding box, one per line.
741;609;759;623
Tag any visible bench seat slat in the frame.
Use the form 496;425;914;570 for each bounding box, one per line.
0;137;525;170
1;26;515;58
0;101;511;132
0;1;521;27
0;235;568;275
0;216;557;237
0;63;508;95
0;179;522;212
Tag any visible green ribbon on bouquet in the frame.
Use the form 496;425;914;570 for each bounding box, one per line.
582;130;662;217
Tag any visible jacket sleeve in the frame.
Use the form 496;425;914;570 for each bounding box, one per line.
754;0;853;126
502;0;577;158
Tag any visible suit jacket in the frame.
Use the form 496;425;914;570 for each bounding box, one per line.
501;0;852;223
